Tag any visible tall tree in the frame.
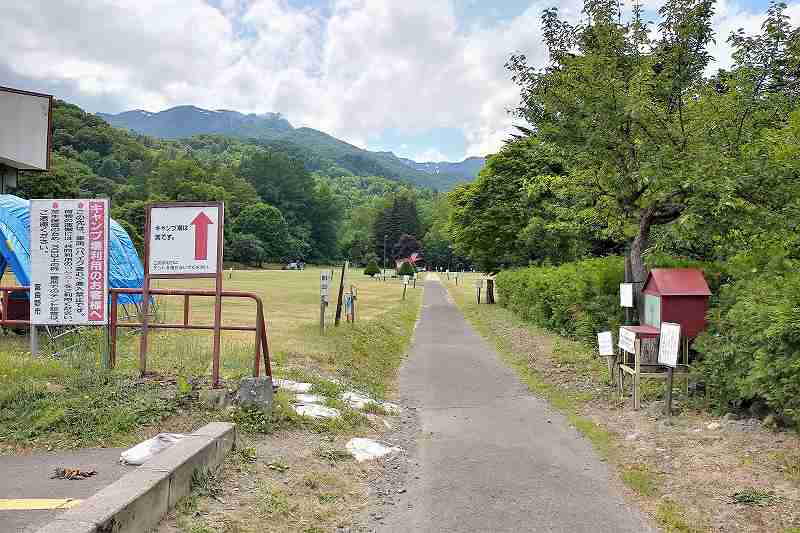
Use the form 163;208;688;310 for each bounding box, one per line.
373;191;423;261
507;0;799;309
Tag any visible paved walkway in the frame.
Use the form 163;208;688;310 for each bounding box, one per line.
379;279;655;532
0;448;132;532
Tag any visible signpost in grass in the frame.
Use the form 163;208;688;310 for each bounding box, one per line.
29;198;110;356
141;202;224;386
320;270;331;333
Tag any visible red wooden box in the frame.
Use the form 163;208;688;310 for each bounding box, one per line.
641;268;710;340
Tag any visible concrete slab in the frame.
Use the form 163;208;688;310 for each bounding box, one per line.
34;422;236;533
0;448;132;533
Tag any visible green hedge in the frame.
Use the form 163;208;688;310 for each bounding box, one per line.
497;254;799;425
694;273;800;425
496;256;626;342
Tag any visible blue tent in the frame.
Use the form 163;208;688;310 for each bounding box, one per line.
0;194;144;304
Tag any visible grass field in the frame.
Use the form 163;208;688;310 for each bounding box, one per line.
0;267;423;451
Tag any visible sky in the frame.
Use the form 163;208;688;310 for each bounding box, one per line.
1;0;795;162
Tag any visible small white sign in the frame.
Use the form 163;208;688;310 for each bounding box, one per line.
618;327;636;354
620;283;634;308
402;275;409;286
149;205;220;275
475;278;484;289
30;199;109;325
658;322;681;368
598;331;614;356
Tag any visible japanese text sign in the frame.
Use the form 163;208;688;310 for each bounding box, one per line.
148;205;220;276
598;331;614;356
618;327;636;354
30;199;109;325
658;322;681;368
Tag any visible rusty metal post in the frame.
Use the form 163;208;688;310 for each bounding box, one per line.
253;303;263;378
139;207;152;377
107;291;119;369
183;294;190;326
211;204;225;388
334;261;347;326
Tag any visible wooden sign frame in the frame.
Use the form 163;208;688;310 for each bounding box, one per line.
139;201;225;387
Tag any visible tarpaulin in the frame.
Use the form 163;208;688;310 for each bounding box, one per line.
0;194;144;304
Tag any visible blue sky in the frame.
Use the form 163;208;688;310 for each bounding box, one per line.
0;0;792;162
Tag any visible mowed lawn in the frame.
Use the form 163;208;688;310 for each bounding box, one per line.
0;266;423;451
114;267;418;383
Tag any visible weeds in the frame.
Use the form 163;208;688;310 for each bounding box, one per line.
730;487;777;507
656;500;707;533
621;466;661;498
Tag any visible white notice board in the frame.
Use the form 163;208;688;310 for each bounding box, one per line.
658;322;681;368
597;331;614;356
618;327;636;354
620;283;634;308
149;205;220;275
30;199;109;325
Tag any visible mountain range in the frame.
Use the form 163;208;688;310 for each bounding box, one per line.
98;105;484;190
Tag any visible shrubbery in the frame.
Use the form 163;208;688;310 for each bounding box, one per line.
496;256;626;342
497;254;800;425
364;260;381;277
398;261;416;277
694;273;800;426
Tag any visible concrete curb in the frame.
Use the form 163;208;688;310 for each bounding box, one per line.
33;422;236;533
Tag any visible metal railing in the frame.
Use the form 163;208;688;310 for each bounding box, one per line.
0;286;273;383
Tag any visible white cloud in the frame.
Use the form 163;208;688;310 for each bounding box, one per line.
1;0;797;161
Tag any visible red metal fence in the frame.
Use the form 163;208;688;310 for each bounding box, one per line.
0;286;272;384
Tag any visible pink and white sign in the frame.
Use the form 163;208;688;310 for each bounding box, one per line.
30;199;110;325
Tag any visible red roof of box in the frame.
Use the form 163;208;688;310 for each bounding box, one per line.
643;268;711;296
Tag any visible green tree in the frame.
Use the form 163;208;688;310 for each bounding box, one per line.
373;191;423;261
235;203;291;262
507;0;712;289
364;259;381;277
229;233;267;267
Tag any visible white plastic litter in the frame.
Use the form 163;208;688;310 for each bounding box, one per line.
294;393;326;404
119;433;185;465
341;391;373;410
293;404;341;419
345;438;403;462
274;379;313;393
381;402;402;415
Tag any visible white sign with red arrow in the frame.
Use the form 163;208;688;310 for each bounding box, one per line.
148;205;220;275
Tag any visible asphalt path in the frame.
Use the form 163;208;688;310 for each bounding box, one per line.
378;278;656;533
0;448;132;532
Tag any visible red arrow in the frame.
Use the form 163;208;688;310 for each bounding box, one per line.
191;211;214;260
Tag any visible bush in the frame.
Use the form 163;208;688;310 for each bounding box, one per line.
495;256;626;342
364;260;380;277
694;272;800;426
398;261;416;277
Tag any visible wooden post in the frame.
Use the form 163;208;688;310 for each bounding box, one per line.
335;261;347;326
477;287;481;304
664;366;674;417
402;282;407;301
624;252;633;325
30;325;38;357
486;279;495;304
320;300;326;334
634;337;641;410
